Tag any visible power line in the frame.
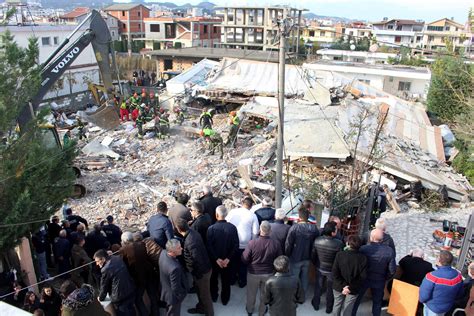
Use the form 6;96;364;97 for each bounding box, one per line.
0;249;121;300
0;218;51;228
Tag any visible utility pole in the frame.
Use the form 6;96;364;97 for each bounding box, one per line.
275;9;288;208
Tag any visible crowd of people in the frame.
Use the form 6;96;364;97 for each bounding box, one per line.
2;186;473;316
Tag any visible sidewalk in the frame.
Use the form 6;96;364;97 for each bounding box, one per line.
181;282;379;315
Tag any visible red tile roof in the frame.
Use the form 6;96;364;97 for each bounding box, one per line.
60;7;90;19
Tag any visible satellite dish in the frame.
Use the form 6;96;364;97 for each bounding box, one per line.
369;44;379;52
350;44;356;50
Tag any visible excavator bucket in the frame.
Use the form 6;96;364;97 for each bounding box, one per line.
77;105;120;130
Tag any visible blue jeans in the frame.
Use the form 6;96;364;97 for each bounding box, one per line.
36;251;50;280
351;280;385;316
423;304;445;316
291;260;310;301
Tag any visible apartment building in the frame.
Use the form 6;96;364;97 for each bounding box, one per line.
59;7;120;41
422;18;468;52
104;3;150;50
301;24;337;48
317;49;397;64
372;19;424;47
217;6;306;51
344;22;372;39
144;16;221;50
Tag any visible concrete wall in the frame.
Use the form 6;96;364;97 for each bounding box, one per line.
156;57;195;73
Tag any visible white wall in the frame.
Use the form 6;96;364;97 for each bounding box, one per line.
1;24;101;99
383;77;429;99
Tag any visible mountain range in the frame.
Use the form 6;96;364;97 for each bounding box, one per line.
38;0;353;22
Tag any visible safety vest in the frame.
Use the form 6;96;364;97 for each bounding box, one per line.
120;101;127;109
203;128;216;137
232;116;240;126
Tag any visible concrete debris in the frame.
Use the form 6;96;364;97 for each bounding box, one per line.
82;139;120;159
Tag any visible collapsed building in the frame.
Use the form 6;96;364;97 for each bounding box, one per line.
66;57;471;234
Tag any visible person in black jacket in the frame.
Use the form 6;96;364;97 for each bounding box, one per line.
199;185;222;224
54;230;71;278
311;221;344;313
332;235;367;316
352;229;396;316
159;239;188;316
93;249;136;316
264;255;304;316
65;208;88;231
270;208;290;254
39;284;61;316
190;201;212;244
284;201;320;300
254;197;276;224
207;205;239;305
398;248;433;287
102;215;122;246
176;219;214;316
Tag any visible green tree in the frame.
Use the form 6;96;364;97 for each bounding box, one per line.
0;31;77;251
426;54;472;121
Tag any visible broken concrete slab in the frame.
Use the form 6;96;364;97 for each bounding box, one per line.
82;139;120;159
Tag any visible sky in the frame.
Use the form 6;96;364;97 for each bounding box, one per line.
169;0;472;23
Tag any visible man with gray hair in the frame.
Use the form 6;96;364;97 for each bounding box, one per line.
120;231;159;316
264;255;304;316
254;197;276;224
199;185;222;224
374;218;396;257
270;208;290;253
398;248;433;287
242;221;282;316
207;205;239;305
159;239;188;316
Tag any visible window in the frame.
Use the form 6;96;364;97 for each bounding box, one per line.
398;81;411;91
138;23;141;30
428;35;434;42
309;30;315;37
122;11;125;17
444;26;450;31
123;23;127;30
349;31;354;36
164;59;173;70
213;26;218;33
388;25;394;30
416;36;422;42
359;79;370;85
395;36;401;43
203;25;208;34
53;36;59;45
427;26;443;31
41;37;50;46
320;31;325;36
396;25;402;31
112;31;115;37
138;11;140;17
150;24;160;32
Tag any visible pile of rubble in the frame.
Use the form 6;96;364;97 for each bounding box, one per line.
67;112;277;231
